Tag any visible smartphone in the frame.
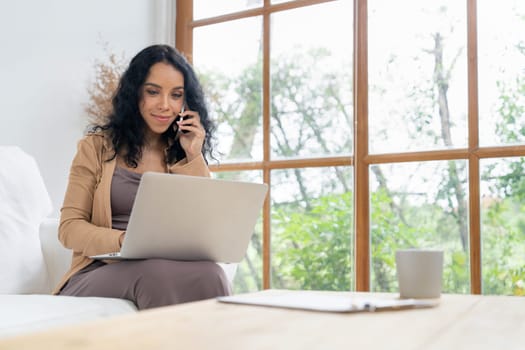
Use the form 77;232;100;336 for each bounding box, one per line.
175;103;191;134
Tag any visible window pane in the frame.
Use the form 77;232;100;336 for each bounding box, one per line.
478;1;525;146
369;161;469;294
194;17;263;162
480;158;525;295
193;0;263;20
368;0;467;154
213;171;264;293
270;2;353;159
271;166;353;291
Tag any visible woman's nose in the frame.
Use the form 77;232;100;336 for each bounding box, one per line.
158;94;170;110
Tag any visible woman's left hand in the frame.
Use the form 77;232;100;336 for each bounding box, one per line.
176;109;206;161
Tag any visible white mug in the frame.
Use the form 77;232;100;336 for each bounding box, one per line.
396;249;444;299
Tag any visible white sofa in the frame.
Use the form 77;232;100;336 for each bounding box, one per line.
0;218;138;338
0;146;137;339
0;146;237;339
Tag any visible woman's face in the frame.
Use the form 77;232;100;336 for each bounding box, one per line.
139;62;185;138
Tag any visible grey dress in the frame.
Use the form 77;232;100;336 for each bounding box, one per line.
59;167;231;310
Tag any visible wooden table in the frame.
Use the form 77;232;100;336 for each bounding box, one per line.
1;289;524;349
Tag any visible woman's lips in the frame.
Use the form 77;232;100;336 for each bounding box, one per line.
152;114;173;123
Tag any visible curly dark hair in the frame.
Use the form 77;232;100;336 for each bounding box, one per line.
90;44;215;167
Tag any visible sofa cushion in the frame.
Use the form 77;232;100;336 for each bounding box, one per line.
0;146;53;294
0;295;137;338
39;218;72;293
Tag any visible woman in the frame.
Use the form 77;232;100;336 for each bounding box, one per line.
54;44;231;309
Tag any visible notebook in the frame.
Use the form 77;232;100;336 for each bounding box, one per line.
217;290;439;313
90;172;268;263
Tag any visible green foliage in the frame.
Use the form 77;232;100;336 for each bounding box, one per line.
496;76;525;144
271;192;353;291
443;250;469;293
269;186;474;294
492;46;525;200
483;42;525;295
369;188;469;293
370;188;410;291
481;197;525;295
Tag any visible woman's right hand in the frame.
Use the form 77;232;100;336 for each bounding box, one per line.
176;109;206;161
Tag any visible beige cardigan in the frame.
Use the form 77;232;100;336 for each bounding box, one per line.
53;133;210;294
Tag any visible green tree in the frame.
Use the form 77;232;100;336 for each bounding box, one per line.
272;192;352;291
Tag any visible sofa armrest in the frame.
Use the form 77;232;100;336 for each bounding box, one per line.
217;263;238;286
39;218;71;294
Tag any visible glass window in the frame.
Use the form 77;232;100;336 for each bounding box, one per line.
271;166;353;291
270;1;353;159
193;0;263;20
194;17;264;162
369;161;470;294
183;0;525;296
368;0;467;154
478;1;525;146
480;158;525;295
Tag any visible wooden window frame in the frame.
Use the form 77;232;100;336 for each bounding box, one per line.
176;0;525;294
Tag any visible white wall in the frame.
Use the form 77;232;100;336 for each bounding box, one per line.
0;0;175;216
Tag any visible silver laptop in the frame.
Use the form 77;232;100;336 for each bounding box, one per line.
90;172;268;263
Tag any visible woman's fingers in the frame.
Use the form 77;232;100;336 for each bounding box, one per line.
177;111;203;134
177;110;206;159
